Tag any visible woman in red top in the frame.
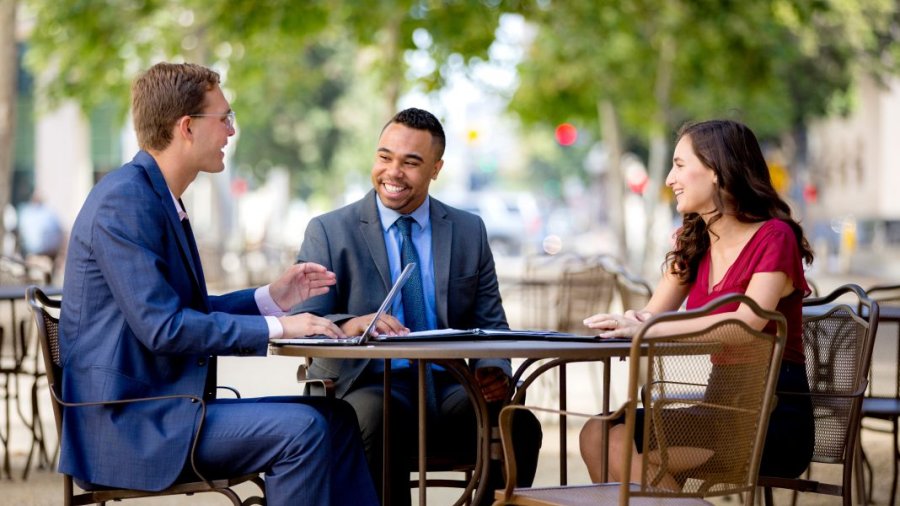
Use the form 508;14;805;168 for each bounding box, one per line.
580;119;815;489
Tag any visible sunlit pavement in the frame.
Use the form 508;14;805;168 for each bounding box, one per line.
4;270;899;504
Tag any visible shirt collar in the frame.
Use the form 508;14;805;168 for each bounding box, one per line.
376;195;430;232
170;191;187;221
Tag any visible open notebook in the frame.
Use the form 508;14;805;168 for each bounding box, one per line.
373;328;630;343
269;262;416;346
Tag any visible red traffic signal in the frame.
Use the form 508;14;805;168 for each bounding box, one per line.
555;123;578;146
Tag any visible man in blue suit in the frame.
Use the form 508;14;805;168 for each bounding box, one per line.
293;108;541;506
59;62;377;506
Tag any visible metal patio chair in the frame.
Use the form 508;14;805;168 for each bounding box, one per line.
759;283;879;506
26;285;266;506
494;293;787;506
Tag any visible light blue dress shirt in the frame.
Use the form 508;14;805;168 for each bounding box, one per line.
376;196;438;330
370;196;438;373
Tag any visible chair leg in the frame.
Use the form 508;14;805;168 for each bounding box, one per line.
789;466;810;506
213;487;243;505
764;486;774;506
892;418;899;506
855;436;868;505
250;475;265;494
2;371;12;480
862;446;875;505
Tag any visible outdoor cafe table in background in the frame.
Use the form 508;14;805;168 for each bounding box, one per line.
0;284;61;480
270;337;634;506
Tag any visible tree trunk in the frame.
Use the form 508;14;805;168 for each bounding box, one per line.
642;31;675;275
598;99;626;260
382;16;403;113
0;0;17;254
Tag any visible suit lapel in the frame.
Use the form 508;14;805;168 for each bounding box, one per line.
136;152;208;308
360;191;392;293
430;199;451;327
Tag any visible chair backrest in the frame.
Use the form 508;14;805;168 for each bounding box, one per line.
800;284;878;469
26;285;63;440
614;268;653;311
556;255;618;333
864;283;900;398
866;284;900;306
623;293;787;504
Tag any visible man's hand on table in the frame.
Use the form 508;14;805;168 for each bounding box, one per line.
475;367;510;403
279;313;346;339
339;313;409;337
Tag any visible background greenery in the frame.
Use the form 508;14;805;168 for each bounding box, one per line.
2;0;899;260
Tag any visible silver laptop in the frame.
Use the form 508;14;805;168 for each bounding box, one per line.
270;262;416;346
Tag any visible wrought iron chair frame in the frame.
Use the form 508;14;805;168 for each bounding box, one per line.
26;285;265;506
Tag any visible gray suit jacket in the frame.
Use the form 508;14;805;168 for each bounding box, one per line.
294;190;509;397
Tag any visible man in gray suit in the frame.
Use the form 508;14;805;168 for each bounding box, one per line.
293;108;540;506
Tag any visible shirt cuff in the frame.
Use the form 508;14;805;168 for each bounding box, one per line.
255;284;286;316
265;316;284;339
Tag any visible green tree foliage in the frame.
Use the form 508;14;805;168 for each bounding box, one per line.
509;0;900;150
23;0;508;201
503;0;899;263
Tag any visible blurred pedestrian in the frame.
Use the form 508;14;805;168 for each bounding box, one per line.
18;194;64;262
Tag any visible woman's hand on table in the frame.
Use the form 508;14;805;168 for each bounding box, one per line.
583;309;651;339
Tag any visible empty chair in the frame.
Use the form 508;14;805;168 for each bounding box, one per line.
494;293;787;506
26;286;265;506
859;283;900;505
759;283;879;506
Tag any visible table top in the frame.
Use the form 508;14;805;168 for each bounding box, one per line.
270;338;634;360
0;284;61;300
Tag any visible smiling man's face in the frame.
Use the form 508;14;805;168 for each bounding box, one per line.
370;122;444;215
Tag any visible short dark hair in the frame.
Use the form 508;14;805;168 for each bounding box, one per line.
132;62;220;151
383;108;446;160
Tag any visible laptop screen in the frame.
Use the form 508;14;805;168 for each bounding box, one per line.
359;262;416;342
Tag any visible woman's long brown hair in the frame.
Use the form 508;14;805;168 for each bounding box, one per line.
665;120;814;284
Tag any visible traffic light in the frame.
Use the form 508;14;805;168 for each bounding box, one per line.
554;123;578;146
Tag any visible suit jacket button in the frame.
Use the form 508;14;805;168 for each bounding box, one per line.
197;357;207;366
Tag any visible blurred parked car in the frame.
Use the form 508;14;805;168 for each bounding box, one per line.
439;191;543;257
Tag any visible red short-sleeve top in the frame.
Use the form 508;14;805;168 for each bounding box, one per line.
685;219;810;364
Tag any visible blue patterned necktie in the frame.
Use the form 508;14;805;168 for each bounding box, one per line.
396;216;427;332
395;216;437;417
179;199;215;399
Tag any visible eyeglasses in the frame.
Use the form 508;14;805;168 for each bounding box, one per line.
189;111;236;129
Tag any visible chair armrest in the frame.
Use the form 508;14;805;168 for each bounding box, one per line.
50;388;203;410
775;381;868;400
49;388;222;485
216;385;241;398
496;404;626;503
296;362;335;398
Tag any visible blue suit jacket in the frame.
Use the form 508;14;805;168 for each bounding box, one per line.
294;190;510;398
59;151;270;490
